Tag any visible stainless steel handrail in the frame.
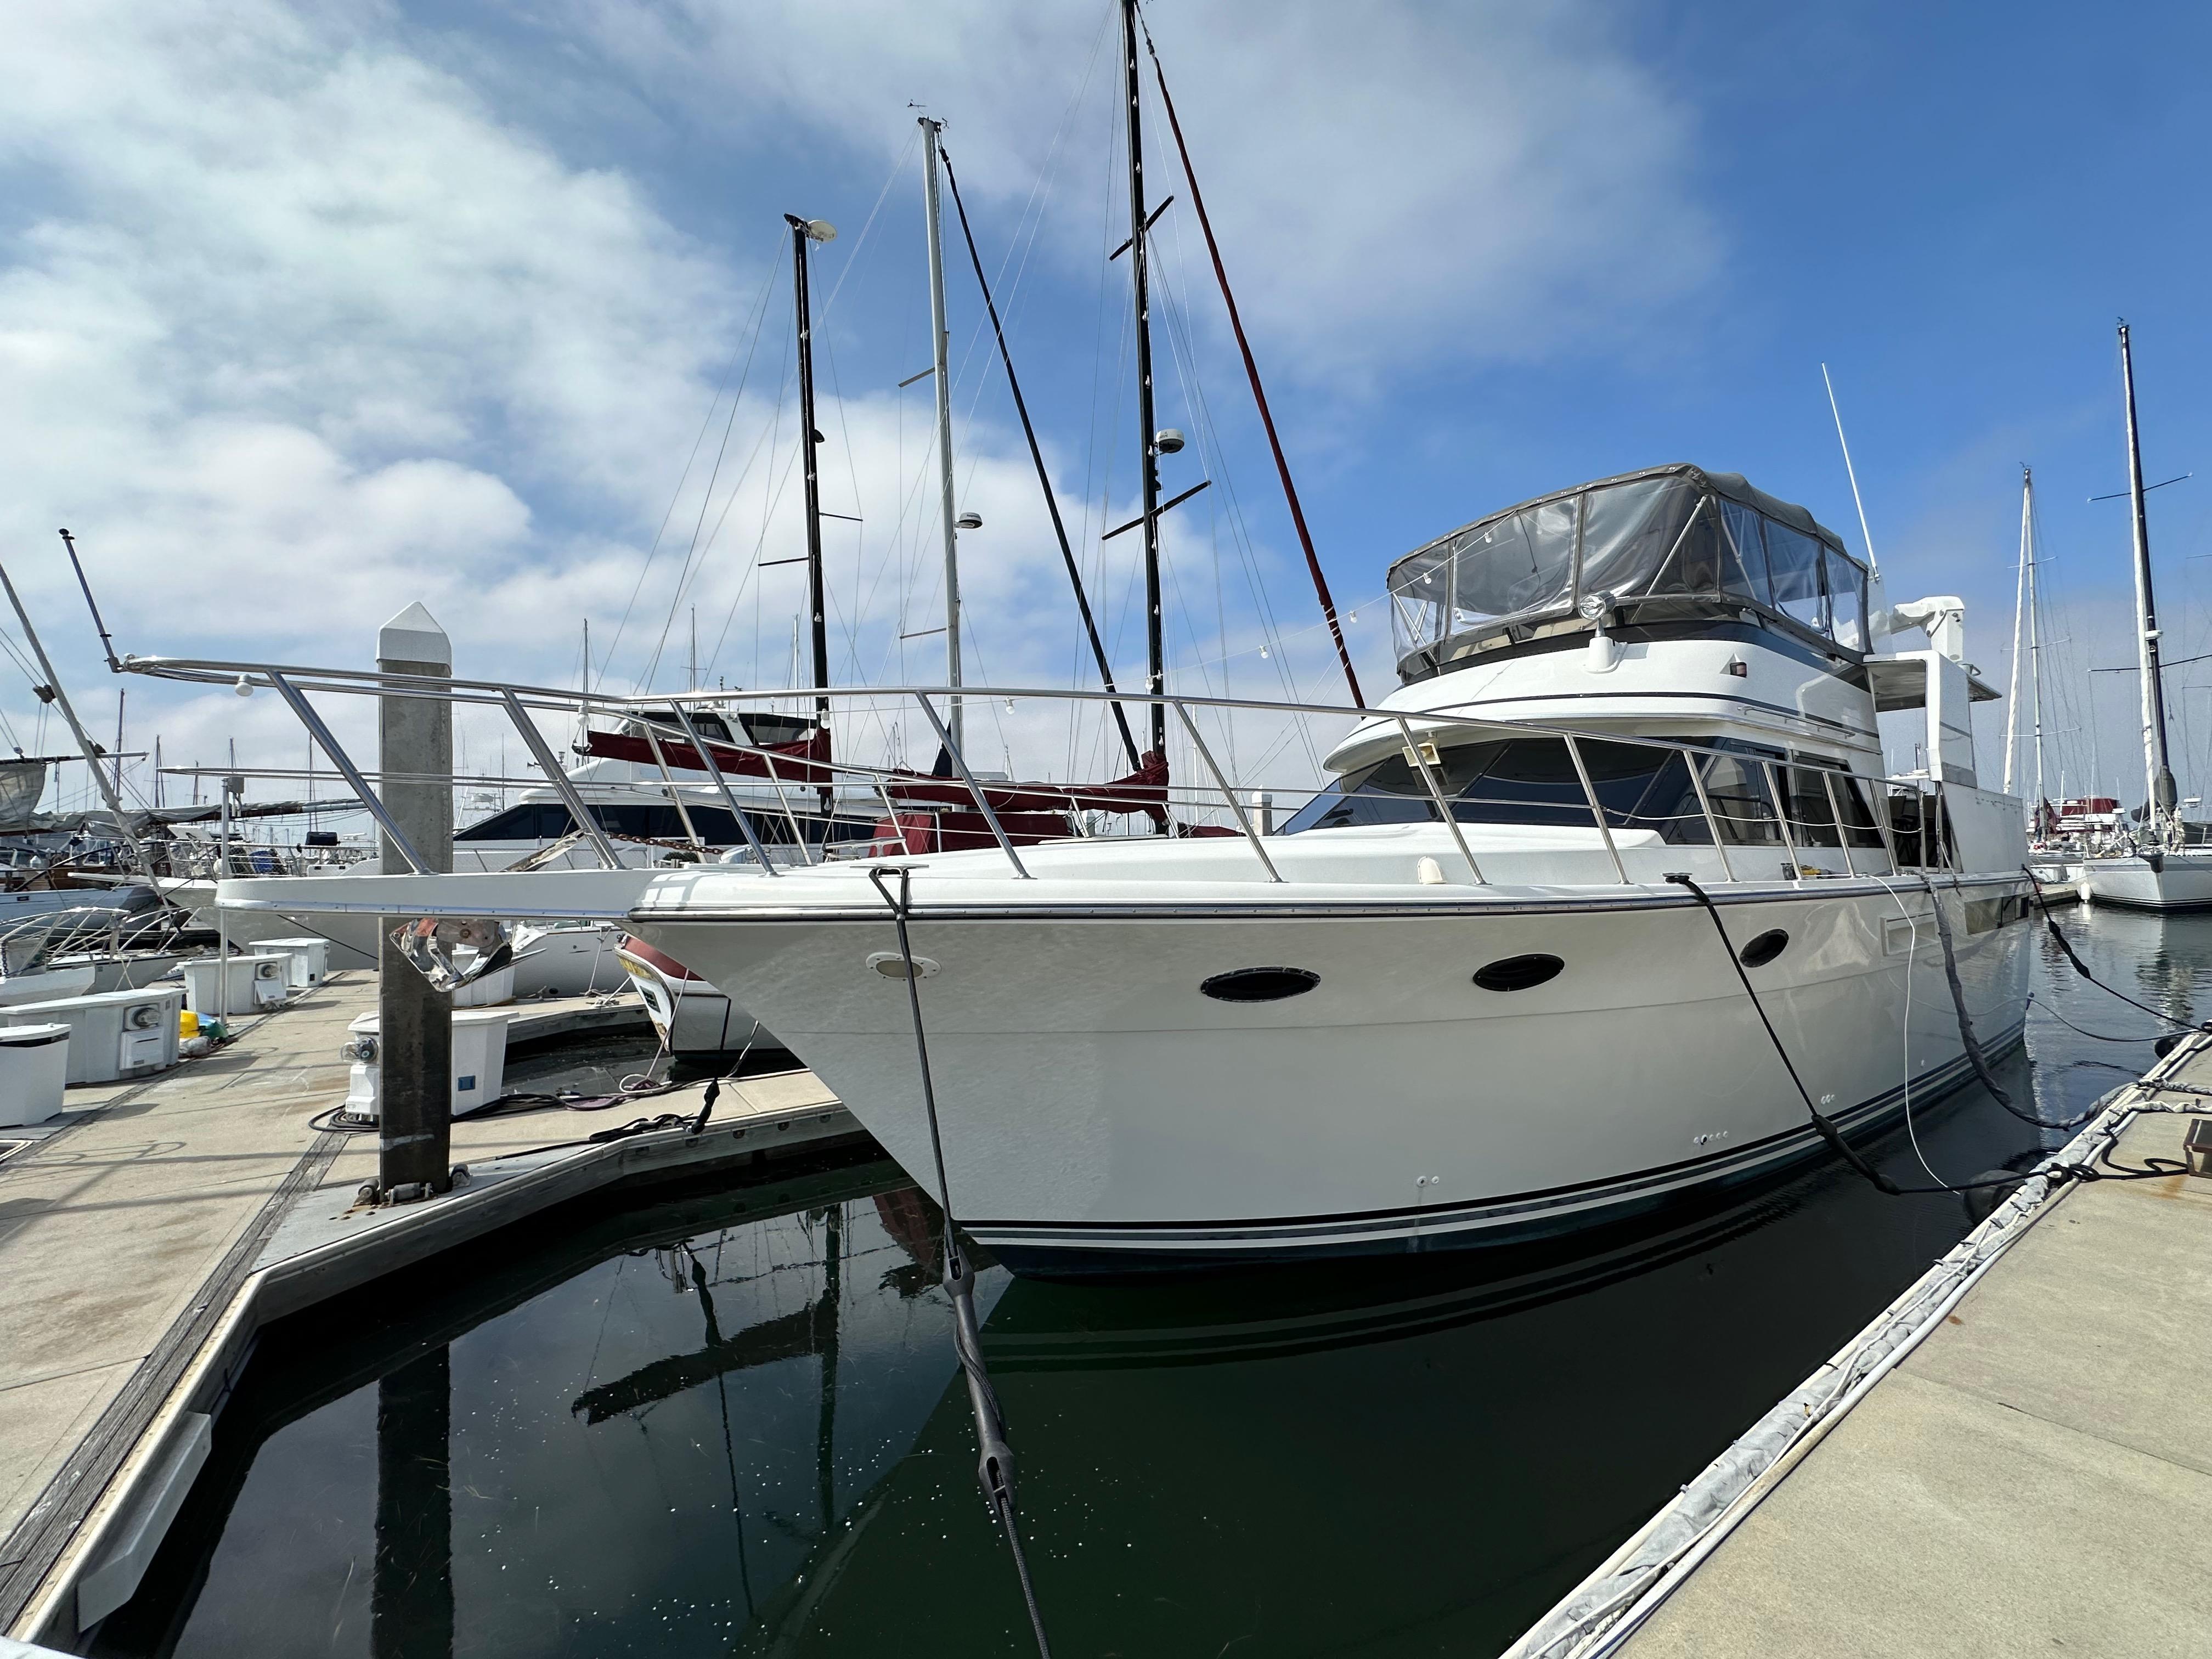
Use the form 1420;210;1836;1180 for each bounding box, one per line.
126;651;1919;890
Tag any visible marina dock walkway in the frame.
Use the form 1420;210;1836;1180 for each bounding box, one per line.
1537;1043;2212;1658
0;971;862;1644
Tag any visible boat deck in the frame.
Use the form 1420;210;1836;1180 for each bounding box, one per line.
0;970;864;1644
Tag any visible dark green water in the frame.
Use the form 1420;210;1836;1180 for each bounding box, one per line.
84;906;2209;1658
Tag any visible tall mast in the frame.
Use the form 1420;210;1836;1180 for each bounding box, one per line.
2119;321;2174;839
2002;472;2028;797
1120;0;1166;758
0;559;150;873
2025;467;2047;821
785;213;836;727
919;117;964;753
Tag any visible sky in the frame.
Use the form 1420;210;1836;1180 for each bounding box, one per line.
5;0;2212;816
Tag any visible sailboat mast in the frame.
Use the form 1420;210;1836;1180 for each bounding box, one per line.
919;117;964;753
2119;320;2174;839
2025;467;2047;821
786;213;834;726
1120;0;1166;758
2002;472;2028;797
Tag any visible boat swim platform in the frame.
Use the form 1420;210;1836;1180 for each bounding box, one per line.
0;970;865;1646
1505;1040;2212;1659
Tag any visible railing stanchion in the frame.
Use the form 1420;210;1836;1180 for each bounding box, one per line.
267;671;432;874
1763;760;1803;881
758;748;817;865
1562;733;1629;884
1684;755;1738;883
666;704;781;876
1172;700;1281;882
1392;714;1483;883
1822;771;1859;877
499;688;624;868
640;726;704;850
914;693;1031;879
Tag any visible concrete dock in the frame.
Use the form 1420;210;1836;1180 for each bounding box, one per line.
0;970;864;1646
1508;1039;2212;1659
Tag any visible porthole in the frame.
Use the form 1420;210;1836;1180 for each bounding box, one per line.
1471;953;1564;993
1737;929;1789;969
1200;967;1319;1003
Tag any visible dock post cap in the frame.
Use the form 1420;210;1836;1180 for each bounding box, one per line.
377;601;450;667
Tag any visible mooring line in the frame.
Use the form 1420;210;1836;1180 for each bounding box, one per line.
867;865;1052;1658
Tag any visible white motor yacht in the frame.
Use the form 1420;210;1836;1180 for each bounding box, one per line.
216;464;2034;1274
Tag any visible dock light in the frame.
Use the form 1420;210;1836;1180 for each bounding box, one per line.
1153;427;1186;455
956;511;983;530
233;674;253;697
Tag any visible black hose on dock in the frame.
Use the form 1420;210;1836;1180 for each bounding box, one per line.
868;865;1053;1659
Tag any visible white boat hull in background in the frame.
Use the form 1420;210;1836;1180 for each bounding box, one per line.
636;870;2033;1273
2081;850;2212;911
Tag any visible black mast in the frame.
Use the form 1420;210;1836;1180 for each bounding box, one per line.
2119;320;2177;836
786;213;833;728
1119;0;1166;760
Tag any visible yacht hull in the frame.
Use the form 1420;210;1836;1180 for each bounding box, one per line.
635;874;2032;1273
2081;851;2212;911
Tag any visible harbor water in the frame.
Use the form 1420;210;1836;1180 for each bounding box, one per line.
83;905;2205;1658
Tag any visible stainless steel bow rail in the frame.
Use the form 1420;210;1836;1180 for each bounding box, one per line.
115;651;1961;887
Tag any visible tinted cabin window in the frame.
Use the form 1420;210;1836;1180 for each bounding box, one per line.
1696;753;1785;847
1779;766;1843;848
456;803;571;841
1284;737;1713;843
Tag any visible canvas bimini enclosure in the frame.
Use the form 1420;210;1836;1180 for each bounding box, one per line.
1388;464;1875;681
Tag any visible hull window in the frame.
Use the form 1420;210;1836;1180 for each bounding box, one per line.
1736;929;1790;967
1200;967;1321;1003
1472;953;1566;992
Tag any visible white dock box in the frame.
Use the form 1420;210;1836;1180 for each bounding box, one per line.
0;1024;71;1125
0;987;183;1084
257;937;331;991
340;1007;516;1120
181;953;291;1017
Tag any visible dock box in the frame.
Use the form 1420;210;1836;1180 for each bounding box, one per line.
0;987;184;1084
0;1024;71;1125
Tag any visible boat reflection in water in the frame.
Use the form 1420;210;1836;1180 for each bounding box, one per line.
84;1030;2074;1659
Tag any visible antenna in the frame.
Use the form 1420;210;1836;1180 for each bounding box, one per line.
1820;365;1880;577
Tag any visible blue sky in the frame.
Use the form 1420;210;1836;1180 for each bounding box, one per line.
5;0;2211;811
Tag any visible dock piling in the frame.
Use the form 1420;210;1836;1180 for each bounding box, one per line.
376;602;455;1198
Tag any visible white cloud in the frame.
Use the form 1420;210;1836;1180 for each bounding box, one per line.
565;0;1717;386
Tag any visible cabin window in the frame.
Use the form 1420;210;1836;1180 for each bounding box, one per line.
1444;500;1577;636
1696;752;1786;846
1887;789;1959;870
1778;765;1843;848
1717;501;1775;607
1283;736;1714;843
1763;522;1830;636
1825;550;1868;651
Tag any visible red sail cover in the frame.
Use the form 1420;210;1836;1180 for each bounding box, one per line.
580;725;836;787
883;750;1168;822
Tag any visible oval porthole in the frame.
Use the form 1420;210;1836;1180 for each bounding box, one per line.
1200;967;1319;1003
1737;929;1789;969
1471;953;1564;993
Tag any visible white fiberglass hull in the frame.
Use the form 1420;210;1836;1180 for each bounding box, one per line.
2081;850;2212;911
631;865;2032;1273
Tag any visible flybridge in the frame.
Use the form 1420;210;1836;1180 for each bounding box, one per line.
1388;464;1874;682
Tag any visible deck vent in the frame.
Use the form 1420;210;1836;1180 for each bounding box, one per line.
1737;929;1790;968
1471;953;1564;993
1200;967;1319;1003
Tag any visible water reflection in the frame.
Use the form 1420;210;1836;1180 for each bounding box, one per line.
86;908;2211;1659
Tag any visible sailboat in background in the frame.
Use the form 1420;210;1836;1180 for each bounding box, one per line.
2081;321;2212;909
